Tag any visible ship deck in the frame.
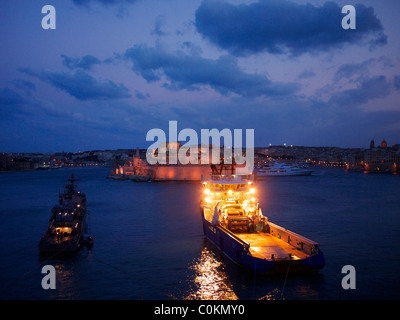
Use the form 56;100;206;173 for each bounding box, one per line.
237;232;309;260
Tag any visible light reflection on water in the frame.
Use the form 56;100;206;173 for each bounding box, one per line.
258;288;281;300
53;263;75;299
181;240;324;301
184;245;238;300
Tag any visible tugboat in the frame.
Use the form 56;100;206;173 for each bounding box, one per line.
200;164;324;274
39;174;92;254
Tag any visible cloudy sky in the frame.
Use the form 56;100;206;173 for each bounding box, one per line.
1;0;399;152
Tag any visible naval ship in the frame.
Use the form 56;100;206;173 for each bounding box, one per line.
39;174;93;254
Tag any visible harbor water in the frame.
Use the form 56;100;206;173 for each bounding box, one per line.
0;166;399;300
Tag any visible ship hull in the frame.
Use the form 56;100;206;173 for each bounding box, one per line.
39;234;83;254
201;213;324;275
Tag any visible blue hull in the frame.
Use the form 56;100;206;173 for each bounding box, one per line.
202;215;325;275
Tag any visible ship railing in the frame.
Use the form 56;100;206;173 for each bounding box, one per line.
267;221;320;256
208;174;253;182
217;225;250;250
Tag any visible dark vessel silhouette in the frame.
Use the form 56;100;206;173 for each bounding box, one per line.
39;174;92;254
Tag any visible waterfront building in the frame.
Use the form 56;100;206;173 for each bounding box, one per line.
346;139;400;173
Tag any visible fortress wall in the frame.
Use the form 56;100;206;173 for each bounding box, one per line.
154;165;211;181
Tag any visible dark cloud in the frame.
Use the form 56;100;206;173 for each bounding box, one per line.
152;15;169;37
13;79;36;97
123;43;298;97
71;0;138;18
181;41;203;56
19;68;131;101
0;88;26;112
394;75;400;90
334;58;375;82
195;0;387;57
134;90;150;100
329;75;391;106
0;88;36;119
72;0;137;6
61;54;101;71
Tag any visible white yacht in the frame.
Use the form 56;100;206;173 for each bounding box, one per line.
256;162;313;177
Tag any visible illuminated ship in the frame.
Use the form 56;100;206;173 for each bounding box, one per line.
39;174;92;254
200;164;324;274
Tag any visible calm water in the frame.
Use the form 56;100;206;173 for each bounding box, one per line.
0;166;399;300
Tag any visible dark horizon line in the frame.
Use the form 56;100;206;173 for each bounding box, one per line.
2;142;399;155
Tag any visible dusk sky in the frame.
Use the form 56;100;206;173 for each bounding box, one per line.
1;0;399;152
